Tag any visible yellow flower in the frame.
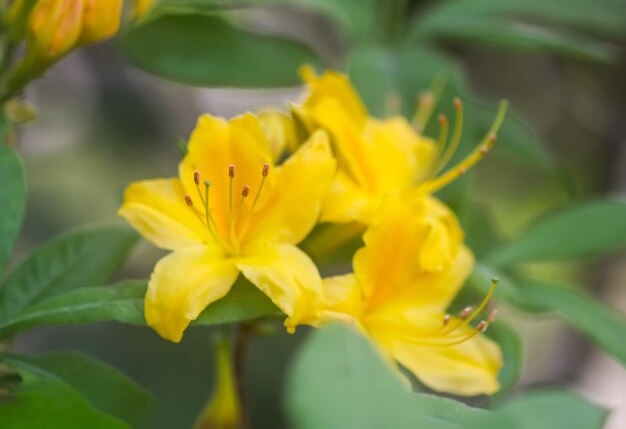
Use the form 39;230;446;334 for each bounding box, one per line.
78;0;123;45
258;110;298;160
311;195;502;396
119;113;336;342
299;66;507;226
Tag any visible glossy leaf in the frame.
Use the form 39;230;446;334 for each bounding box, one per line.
0;143;26;279
486;199;626;266
0;224;138;319
0;356;130;429
120;9;322;88
193;278;280;326
0;281;146;339
285;324;486;429
0;279;279;338
2;353;152;427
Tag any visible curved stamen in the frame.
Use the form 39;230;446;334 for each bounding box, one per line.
430;98;464;178
418;100;508;194
417;114;448;183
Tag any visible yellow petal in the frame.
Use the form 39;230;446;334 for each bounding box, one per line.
235;243;323;332
300;65;368;125
317;274;363;325
388;331;502;396
178;114;273;242
320;170;378;225
79;0;122;45
353;194;470;308
145;247;239;342
259;110;297;161
118;178;212;251
242;130;336;247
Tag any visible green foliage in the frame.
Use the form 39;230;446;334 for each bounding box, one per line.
470;265;626;366
285;324;486;429
285;325;607;429
484;321;523;397
120;8;322;88
0;143;26;280
0;281;146;339
410;0;625;61
486;199;626;266
0;224;139;318
0;352;152;429
482;389;607;429
193;278;280;326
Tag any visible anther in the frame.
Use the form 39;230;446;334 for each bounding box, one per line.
228;164;236;178
458;167;467;176
184;195;193;206
438;114;448;126
488;309;499;323
262;163;270;177
488;133;497;144
477;321;488;332
193;171;201;185
241;185;250;197
443;314;451;326
453;97;462;110
480;146;489;156
460;306;473;320
204;180;211;187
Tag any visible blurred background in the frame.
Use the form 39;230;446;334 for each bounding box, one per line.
8;0;626;427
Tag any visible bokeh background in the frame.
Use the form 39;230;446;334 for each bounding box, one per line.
9;1;626;427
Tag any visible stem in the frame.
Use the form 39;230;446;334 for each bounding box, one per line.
234;323;252;429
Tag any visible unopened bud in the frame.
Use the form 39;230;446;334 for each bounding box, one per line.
78;0;122;45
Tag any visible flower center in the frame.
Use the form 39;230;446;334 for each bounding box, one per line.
182;162;270;254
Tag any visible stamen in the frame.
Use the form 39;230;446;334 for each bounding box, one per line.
241;185;250;197
460;306;473;320
262;162;270;177
443;314;451;326
416;114;448;183
184;194;193;206
228;164;235;230
237;163;271;243
418;100;508;194
412;75;446;132
193;171;201;185
430;98;464;177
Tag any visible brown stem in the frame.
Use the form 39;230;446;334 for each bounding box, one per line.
234;323;252;429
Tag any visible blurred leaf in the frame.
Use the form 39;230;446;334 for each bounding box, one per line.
0;144;26;280
481;390;607;429
410;0;625;61
470;265;626;365
285;324;486;429
485;199;626;266
120;9;322;88
2;353;152;427
0;357;129;429
459;203;504;259
469;101;555;173
291;0;377;43
0;281;146;339
485;321;523;398
0;224;138;319
515;279;626;366
192;278;280;326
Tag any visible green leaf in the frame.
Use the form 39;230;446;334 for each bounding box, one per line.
0;356;129;429
192;278;280;326
469;265;626;366
0;144;26;280
515;279;626;366
2;353;152;427
120;9;322;88
485;199;626;266
410;0;625;61
482;390;607;429
0;279;279;338
285;324;486;429
0;224;138;319
0;281;146;339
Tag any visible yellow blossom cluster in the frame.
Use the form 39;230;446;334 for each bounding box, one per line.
119;67;507;396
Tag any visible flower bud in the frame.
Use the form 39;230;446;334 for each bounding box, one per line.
78;0;122;45
28;0;85;61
